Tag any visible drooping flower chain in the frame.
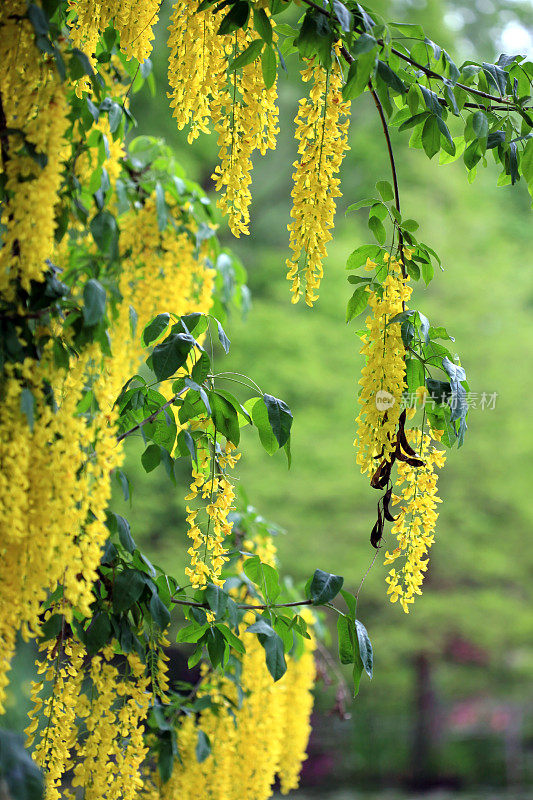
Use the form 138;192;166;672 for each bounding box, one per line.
286;50;351;306
355;254;412;477
384;428;446;613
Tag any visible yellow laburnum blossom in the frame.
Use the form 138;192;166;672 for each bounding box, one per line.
67;0;159;73
286;50;351;306
0;187;215;709
167;0;228;142
0;7;69;298
30;637;151;800
185;427;240;589
149;619;315;800
211;27;279;237
384;428;446;613
354;255;412;477
28;637;86;800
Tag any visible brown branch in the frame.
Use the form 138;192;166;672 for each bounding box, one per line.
116;388;187;443
171;596;314;611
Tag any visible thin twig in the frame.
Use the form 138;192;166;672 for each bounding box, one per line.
171;596;313;611
116;388;187;443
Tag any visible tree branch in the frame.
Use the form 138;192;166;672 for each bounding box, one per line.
116;388;187;443
171;596;314;611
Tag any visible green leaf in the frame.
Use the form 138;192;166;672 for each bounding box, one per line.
83;279;106;326
113;569;147;613
243;555;281;601
228;39;264;73
522;138;533;187
308;569;344;605
353;658;364;697
191;351;210;384
151;334;196;381
141;443;161;473
245;396;277;454
253;7;272;44
216;319;230;354
205;584;228;619
20;388;35;431
149;592;171;630
143;314;170;347
342;49;377;100
368;215;386;244
347;275;371;286
108;101;122;133
86;612;112;654
355;619;373;678
376;180;394;201
218;1;249;35
472;110;489;141
340;589;357;618
196;731;211;763
90;211;118;258
217;624;246;653
263;632;287;681
377;60;405;94
263;394;293;449
332;0;351;32
346;285;368;323
346;197;376;212
210;392;240;446
352;33;377;55
176;623;208;644
261;45;277;90
422;115;441;159
115;514;136;553
346;244;381;269
337;615;356;665
405;358;425;394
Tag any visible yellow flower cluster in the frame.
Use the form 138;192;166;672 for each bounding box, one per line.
168;3;279;237
211;28;279;237
0;187;215;711
286;52;351;306
0;348;119;711
68;0;160;77
167;0;228;143
28;636;151;800
354;255;412;477
185;431;240;589
0;6;69;298
384;428;446;613
144;620;315;800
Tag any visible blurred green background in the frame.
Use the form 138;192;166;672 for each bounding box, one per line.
4;0;533;795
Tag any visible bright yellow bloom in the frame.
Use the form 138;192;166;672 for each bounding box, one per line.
355;256;412;476
384;428;446;612
286;49;351;306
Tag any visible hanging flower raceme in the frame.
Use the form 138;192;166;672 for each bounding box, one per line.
354;254;412;478
167;0;228;143
384;427;446;613
0;5;69;299
27;633;152;800
211;28;280;237
141;525;315;800
185;423;240;589
67;0;159;75
286;50;351;306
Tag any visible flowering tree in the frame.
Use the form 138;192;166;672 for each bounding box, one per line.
0;1;532;798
